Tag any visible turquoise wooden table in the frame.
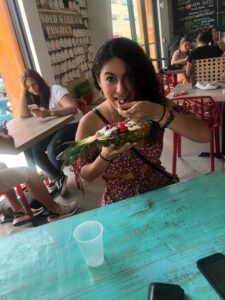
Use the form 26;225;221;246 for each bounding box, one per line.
1;171;225;300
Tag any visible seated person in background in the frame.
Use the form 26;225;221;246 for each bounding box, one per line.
171;37;190;66
210;26;225;52
0;125;78;226
20;69;83;196
171;37;191;83
72;37;210;206
186;31;223;79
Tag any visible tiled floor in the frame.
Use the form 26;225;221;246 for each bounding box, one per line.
0;128;224;237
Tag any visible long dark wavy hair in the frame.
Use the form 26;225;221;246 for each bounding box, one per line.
21;69;50;109
92;37;167;138
92;37;166;103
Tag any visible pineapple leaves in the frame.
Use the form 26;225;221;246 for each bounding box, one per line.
57;135;97;169
57;120;151;169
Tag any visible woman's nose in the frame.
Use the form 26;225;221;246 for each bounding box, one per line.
116;80;127;93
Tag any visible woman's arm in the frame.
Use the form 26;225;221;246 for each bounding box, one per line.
75;112;133;182
171;50;187;65
186;61;192;78
218;41;225;52
20;90;32;118
75;113;109;182
34;94;78;118
166;103;210;142
119;100;210;143
53;94;78;116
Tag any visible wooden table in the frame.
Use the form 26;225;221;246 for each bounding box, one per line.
7;115;74;152
167;82;225;102
164;67;186;75
1;171;225;300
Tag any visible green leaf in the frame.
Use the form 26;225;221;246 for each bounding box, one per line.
57;135;96;169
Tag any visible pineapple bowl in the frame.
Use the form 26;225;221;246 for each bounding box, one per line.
57;119;151;167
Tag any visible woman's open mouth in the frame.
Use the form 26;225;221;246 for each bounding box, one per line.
115;97;133;110
115;97;131;104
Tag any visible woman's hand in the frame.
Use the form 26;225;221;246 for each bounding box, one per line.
79;142;137;182
118;101;165;123
181;56;188;65
100;142;136;161
32;107;51;118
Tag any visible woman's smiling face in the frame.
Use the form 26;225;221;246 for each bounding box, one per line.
98;57;135;111
25;77;40;95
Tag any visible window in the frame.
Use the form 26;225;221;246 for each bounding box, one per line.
111;0;160;67
112;14;117;20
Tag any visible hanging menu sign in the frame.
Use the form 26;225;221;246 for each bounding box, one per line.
172;1;217;33
218;1;225;31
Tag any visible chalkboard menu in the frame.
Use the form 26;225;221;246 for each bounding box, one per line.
218;1;225;31
172;0;225;33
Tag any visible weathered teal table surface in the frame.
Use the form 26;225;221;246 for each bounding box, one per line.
1;171;225;300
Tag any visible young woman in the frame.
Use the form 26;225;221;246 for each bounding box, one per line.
171;37;190;66
72;37;210;206
170;37;190;83
0;126;78;226
20;69;83;195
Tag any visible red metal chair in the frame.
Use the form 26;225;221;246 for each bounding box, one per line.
157;72;178;96
0;185;34;221
75;98;90;115
171;96;221;175
15;185;34;220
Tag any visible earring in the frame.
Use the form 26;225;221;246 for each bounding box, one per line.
99;89;105;99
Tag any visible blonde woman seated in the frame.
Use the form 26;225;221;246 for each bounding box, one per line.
171;37;190;83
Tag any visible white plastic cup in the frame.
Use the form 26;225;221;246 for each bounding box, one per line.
73;221;104;267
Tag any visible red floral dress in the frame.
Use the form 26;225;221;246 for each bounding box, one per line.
72;129;177;206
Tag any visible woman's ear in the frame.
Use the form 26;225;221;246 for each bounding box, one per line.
98;80;102;89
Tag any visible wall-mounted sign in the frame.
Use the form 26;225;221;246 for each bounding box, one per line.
172;1;225;33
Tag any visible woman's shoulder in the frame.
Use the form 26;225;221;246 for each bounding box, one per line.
217;41;225;52
50;84;68;94
172;49;180;56
77;107;103;136
50;84;69;101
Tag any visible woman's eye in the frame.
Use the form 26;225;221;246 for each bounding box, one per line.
106;76;116;83
124;75;132;82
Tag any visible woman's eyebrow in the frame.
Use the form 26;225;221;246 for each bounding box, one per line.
104;72;115;76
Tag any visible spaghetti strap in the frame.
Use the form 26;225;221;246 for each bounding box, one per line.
93;108;110;125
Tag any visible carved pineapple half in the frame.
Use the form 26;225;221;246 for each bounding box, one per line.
57;119;151;167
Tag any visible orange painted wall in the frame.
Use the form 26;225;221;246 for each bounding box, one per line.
0;0;25;117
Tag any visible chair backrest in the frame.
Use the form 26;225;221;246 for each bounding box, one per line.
192;56;225;85
171;96;221;129
157;72;177;96
74;98;89;115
